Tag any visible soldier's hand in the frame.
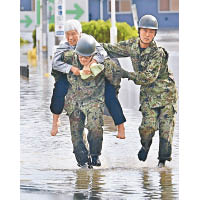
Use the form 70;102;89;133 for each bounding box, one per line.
71;66;80;76
83;65;91;75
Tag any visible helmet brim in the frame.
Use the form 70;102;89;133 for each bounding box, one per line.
139;26;158;30
75;50;96;57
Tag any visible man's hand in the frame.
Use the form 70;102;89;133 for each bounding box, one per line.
82;59;97;75
70;66;80;76
83;65;91;75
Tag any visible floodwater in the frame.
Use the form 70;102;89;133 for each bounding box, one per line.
20;30;179;200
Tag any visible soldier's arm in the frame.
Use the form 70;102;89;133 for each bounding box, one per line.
103;59;122;87
102;40;132;58
129;50;163;85
52;43;74;73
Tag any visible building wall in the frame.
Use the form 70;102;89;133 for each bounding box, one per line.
103;1;134;25
132;0;179;28
20;0;32;11
89;0;100;20
21;0;178;28
89;0;179;29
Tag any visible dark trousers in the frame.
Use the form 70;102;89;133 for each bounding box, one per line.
105;79;126;125
50;76;126;125
50;74;69;114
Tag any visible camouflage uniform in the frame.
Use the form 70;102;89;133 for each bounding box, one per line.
103;37;178;161
50;34;107;115
62;51;121;165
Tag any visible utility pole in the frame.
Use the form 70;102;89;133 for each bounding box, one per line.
110;0;117;44
100;0;103;20
35;0;40;60
38;0;48;76
38;0;48;58
39;0;43;59
131;4;138;31
41;0;48;57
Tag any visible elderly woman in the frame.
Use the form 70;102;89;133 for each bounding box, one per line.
50;19;127;139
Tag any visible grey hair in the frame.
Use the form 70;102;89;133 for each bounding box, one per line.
64;19;82;33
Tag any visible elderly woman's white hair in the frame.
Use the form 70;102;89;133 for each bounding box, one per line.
64;19;82;34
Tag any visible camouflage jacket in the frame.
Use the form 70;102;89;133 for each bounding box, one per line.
62;51;120;116
103;37;178;108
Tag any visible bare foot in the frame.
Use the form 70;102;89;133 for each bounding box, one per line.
51;124;58;136
116;123;125;139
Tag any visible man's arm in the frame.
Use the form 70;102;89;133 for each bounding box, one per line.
52;43;74;73
102;39;132;58
103;59;122;87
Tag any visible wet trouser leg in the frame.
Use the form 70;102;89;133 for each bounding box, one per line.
86;107;104;157
105;79;126;125
158;105;176;161
139;105;158;152
139;104;176;161
50;74;69;114
69;110;89;166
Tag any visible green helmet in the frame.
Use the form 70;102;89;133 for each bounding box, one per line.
75;35;96;56
138;15;158;30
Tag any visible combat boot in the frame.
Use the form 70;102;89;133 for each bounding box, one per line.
77;163;93;169
158;160;166;168
138;147;149;161
77;157;93;169
91;156;101;166
87;156;93;169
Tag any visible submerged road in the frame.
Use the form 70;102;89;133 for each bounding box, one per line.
20;29;179;199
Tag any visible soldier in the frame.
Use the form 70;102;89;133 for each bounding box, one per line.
50;19;126;139
102;15;178;167
62;35;122;168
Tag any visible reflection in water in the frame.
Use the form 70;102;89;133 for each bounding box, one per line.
139;168;177;200
141;169;153;199
73;169;104;200
159;169;175;200
28;57;37;67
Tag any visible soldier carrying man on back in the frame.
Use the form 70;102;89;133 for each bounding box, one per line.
62;35;123;168
50;19;127;139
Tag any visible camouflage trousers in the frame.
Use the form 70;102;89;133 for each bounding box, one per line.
139;103;176;161
69;109;103;166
